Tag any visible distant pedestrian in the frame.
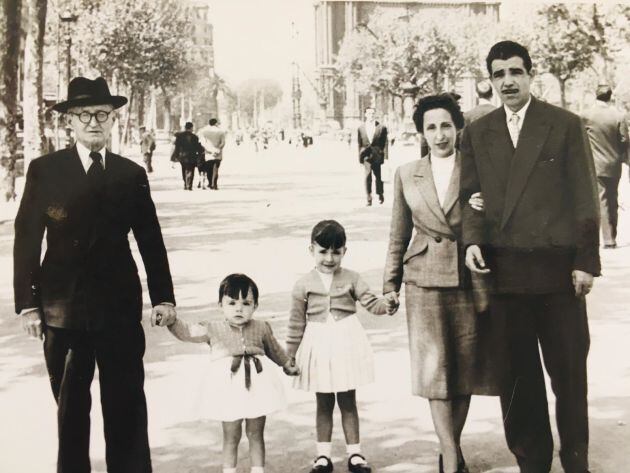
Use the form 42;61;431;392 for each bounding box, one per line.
198;118;226;190
357;107;388;206
139;126;156;173
581;84;629;248
286;220;395;473
464;80;496;125
172;122;202;190
155;274;299;473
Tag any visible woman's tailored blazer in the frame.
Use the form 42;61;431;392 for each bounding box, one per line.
383;154;469;293
286;268;388;356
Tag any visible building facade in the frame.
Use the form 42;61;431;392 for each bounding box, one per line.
313;0;500;127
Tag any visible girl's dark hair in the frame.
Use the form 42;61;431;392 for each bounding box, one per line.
311;219;346;249
412;93;465;132
218;273;259;304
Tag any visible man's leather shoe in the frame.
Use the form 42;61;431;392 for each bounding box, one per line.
378;194;384;204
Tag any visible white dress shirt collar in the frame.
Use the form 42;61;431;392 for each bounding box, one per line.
503;95;532;128
76;141;106;173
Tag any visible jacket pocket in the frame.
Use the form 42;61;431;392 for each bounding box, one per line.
402;236;429;263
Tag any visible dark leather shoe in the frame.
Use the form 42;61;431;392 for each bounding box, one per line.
603;243;617;249
348;454;371;473
378;194;384;204
310;455;333;473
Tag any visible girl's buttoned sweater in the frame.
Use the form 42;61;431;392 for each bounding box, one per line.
168;318;290;367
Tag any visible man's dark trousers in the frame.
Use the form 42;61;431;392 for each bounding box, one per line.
493;292;590;473
597;175;620;246
180;162;195;190
44;322;151;473
363;160;383;198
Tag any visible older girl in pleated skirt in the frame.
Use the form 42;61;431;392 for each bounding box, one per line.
286;220;396;473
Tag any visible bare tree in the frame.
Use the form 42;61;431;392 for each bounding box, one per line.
22;0;48;169
0;0;23;201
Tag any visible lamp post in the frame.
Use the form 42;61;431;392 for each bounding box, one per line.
59;10;78;91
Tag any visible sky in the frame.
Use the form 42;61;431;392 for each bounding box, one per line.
207;0;316;91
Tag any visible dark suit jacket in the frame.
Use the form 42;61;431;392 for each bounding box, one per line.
581;101;628;178
14;146;175;330
172;130;202;165
357;121;388;164
460;97;601;294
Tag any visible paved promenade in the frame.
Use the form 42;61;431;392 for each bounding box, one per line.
0;139;628;472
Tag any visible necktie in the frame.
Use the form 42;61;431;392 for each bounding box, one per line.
508;113;520;147
88;152;104;183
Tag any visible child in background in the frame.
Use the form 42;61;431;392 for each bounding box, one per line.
157;273;299;473
286;220;396;473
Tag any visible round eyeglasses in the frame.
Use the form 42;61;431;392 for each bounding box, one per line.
69;110;112;124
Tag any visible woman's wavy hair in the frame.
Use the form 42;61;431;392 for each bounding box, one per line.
412;94;465;132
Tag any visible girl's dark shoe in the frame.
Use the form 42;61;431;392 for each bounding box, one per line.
347;454;371;473
457;447;469;473
310;455;333;473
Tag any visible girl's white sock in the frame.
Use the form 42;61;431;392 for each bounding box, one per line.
316;441;332;458
222;468;237;473
251;467;264;473
347;443;367;464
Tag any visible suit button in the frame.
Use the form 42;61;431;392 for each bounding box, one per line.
448;236;455;242
434;236;442;243
73;239;79;247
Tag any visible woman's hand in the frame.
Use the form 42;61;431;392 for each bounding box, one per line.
384;291;400;315
468;192;484;211
283;358;300;376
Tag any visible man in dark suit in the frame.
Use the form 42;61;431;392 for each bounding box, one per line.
464;80;496;125
581;85;629;248
460;41;600;473
357;107;388;205
172;121;202;190
14;76;177;473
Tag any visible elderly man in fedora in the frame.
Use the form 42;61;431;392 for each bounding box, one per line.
13;76;177;473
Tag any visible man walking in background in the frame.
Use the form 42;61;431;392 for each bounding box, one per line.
582;84;629;249
172;121;202;191
357;107;388;206
198;118;226;190
139;126;156;173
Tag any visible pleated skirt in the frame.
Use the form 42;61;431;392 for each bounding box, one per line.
293;314;374;393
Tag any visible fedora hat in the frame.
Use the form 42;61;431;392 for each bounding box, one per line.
53;76;127;113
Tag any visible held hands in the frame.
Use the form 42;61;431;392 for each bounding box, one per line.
21;308;44;340
151;304;177;327
468;192;484;212
572;270;594;297
283;358;300;376
383;291;400;315
465;245;490;274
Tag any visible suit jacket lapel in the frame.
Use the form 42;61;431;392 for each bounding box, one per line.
370;121;381;144
413;157;449;228
484;108;514;175
500;98;551;229
441;153;461;217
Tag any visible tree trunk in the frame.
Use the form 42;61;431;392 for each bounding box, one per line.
137;87;145;127
162;88;172;132
22;0;48;170
0;0;23;201
559;78;567;109
122;89;134;148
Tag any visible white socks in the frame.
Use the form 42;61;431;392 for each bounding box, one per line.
222;468;237;473
347;443;366;465
316;441;332;458
251;467;265;473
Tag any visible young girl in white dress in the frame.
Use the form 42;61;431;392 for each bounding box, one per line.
162;273;299;473
286;220;396;473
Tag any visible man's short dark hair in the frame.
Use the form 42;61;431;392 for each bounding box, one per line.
209;118;218;126
184;121;193;130
476;80;493;100
413;93;465;132
596;85;612;102
486;40;532;75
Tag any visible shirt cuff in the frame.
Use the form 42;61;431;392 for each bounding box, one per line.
19;307;39;316
157;302;175;307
